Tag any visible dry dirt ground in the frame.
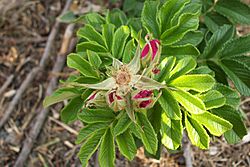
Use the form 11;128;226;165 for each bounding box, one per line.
0;0;250;167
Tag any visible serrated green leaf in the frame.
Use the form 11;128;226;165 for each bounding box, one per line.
158;89;181;120
84;13;105;31
191;111;233;136
102;23;115;51
161;13;199;45
171;88;206;114
215;0;250;25
141;1;160;38
213;84;240;109
113;111;132;136
61;96;84;124
98;128;115;167
155;56;176;82
200;25;235;59
219;35;250;59
78;129;106;167
147;103;162;134
122;39;136;64
106;9;127;27
137;112;158;154
204;12;231;33
170;74;215;92
168;56;196;82
161;112;183;150
76;122;109;144
112;26;130;59
162;44;200;58
43;88;81;108
174;31;203;46
87;50;102;69
185;114;209;149
159;0;190;32
199;90;226;110
211;106;247;144
116;130;137;161
220;59;250;96
76;41;107;53
77;25;106;47
78;108;115;123
191;66;215;76
67;53;99;78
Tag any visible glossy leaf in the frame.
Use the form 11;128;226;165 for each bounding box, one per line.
78;108;115;123
116;131;137;160
113;111;132;136
102;23;115;51
87;50;102;69
199;90;226;110
169;74;215;92
191;111;233;136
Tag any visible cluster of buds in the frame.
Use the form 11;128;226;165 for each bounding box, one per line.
74;35;163;120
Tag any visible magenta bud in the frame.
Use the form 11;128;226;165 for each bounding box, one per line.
107;90;126;111
141;39;160;61
133;90;154;109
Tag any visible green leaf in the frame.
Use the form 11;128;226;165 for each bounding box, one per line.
147;103;162;134
204;12;231;33
137;112;158;154
219;59;250;96
77;24;106;47
43;88;81;108
76;41;107;53
185;114;209;149
156;56;176;82
162;44;200;58
76;122;108;144
191;111;233;136
168;56;197;82
102;23;115;51
158;89;181;120
98;128;115;167
191;66;215;76
122;39;136;64
211;106;247;144
141;1;160;38
219;35;250;58
106;9;127;27
161;112;183;150
171;88;206;114
112;26;130;59
87;50;102;69
174;31;203;46
159;0;190;32
200;25;235;59
59;11;76;23
78;129;106;167
116;130;137;161
84;13;105;31
170;74;215;92
161;13;199;45
78;108;115;123
213;83;240;109
198;90;226;110
61;96;84;124
215;0;250;25
113;111;132;136
67;53;99;78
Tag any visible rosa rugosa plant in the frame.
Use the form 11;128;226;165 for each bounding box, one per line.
44;0;248;166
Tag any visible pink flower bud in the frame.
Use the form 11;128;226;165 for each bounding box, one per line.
107;90;126;111
141;39;160;60
133;90;154;109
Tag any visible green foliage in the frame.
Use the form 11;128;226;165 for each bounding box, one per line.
43;0;250;166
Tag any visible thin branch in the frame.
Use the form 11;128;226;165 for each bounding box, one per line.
0;74;14;97
0;0;72;129
183;131;193;167
14;23;75;167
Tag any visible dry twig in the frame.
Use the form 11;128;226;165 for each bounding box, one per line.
0;0;72;129
14;22;75;167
